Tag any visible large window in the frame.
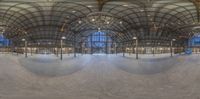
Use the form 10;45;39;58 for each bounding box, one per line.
86;31;113;53
0;34;11;47
189;34;200;47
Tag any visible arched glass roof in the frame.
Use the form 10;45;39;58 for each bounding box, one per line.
0;0;200;47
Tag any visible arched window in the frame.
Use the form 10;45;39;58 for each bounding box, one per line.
0;34;11;47
86;31;113;53
189;34;200;47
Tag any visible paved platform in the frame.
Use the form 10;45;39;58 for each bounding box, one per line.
0;54;200;99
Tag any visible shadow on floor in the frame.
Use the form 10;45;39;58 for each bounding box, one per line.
18;54;90;77
111;55;181;75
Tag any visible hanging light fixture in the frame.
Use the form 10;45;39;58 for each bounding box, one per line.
98;27;101;32
86;12;115;28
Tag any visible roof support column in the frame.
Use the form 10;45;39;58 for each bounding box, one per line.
25;41;28;58
123;42;125;57
136;38;139;59
170;39;176;57
60;39;63;60
73;34;76;58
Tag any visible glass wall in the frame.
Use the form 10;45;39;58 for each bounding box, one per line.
189;35;200;47
0;34;10;47
86;31;114;54
189;34;200;54
0;34;11;53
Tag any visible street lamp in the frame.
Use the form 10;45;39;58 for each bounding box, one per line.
22;38;25;41
60;36;66;60
133;37;137;40
170;39;176;57
61;36;66;40
115;43;117;55
22;38;27;58
133;36;138;59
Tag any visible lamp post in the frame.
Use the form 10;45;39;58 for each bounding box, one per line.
170;39;176;57
133;37;138;59
123;43;125;57
22;38;27;58
73;34;77;58
115;43;117;55
31;47;33;56
60;36;66;60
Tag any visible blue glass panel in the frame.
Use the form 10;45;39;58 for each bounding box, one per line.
86;31;112;48
0;34;11;46
185;48;192;55
189;34;200;47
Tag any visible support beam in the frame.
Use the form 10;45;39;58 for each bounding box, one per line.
56;47;59;57
25;41;28;58
115;43;117;55
170;40;173;57
60;36;66;60
170;39;176;57
60;39;63;60
135;38;139;59
123;43;125;57
90;35;93;55
74;34;77;58
106;34;108;54
31;47;33;56
152;47;155;56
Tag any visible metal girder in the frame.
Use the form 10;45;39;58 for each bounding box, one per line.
0;0;199;47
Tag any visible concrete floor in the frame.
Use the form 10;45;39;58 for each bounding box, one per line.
0;53;200;99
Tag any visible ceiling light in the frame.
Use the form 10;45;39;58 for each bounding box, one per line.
140;9;144;12
133;37;137;40
119;21;123;24
193;26;200;30
22;38;26;41
78;20;82;24
87;12;114;28
98;28;101;32
72;11;76;13
147;42;151;45
61;36;66;40
91;19;95;22
123;4;128;7
87;5;93;8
